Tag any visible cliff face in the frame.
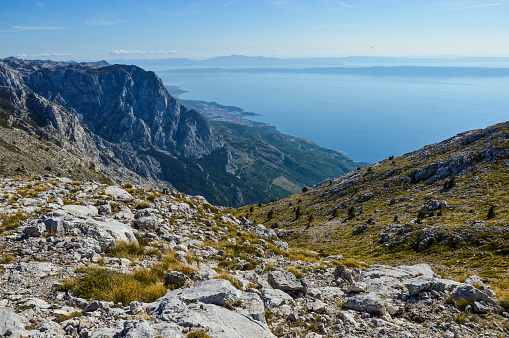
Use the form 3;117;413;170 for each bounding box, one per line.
1;58;221;158
0;58;227;196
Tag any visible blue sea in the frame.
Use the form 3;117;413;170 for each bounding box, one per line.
156;71;509;163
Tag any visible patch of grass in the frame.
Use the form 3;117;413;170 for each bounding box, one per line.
55;311;82;323
135;202;150;209
265;309;274;324
0;255;15;264
109;202;118;213
187;330;210;338
57;267;166;305
107;242;145;258
0;212;28;233
150;252;196;278
455;299;474;310
492;280;509;311
454;312;467;324
288;267;304;279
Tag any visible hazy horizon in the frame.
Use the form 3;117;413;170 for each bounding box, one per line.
2;1;509;61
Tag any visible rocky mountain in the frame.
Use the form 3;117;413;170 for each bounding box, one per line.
0;58;364;207
0;175;507;337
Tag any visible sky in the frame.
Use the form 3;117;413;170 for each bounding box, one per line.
1;0;508;61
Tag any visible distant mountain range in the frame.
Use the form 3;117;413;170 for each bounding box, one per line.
0;58;365;206
114;54;509;70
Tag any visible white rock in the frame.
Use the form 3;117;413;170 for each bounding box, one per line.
62;204;98;217
104;186;133;201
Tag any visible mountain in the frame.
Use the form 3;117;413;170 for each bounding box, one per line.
115;54;509;71
0;58;363;206
236;122;509;289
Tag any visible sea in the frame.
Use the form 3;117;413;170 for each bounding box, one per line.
155;70;509;164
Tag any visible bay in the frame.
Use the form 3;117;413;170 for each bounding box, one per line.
156;71;509;163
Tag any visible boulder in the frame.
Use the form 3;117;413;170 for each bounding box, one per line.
343;293;387;316
83;224;116;253
307;299;327;314
0;306;24;336
473;301;489;314
261;289;295;309
347;281;368;293
237;292;266;322
451;285;495;304
23;222;46;237
166;279;242;306
134;216;159;229
334;265;354;284
122;320;154;338
268;271;307;294
104;186;133;201
62;204;98;217
156;302;274;338
93;219;138;245
164;271;190;289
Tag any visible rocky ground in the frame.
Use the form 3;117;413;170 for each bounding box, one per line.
0;175;508;337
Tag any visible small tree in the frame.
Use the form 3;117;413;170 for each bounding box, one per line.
295;206;301;220
347;206;356;219
487;205;496;220
302;187;308;193
249;206;254;213
443;177;456;190
267;210;274;220
393;215;399;223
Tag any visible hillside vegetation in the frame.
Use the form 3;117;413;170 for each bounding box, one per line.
236;121;509;286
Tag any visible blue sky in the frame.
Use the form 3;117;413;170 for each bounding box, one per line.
1;0;508;61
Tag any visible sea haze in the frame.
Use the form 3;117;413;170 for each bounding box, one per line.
155;68;509;163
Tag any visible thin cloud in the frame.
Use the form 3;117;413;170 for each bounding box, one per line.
35;2;45;7
86;19;130;27
334;1;358;8
109;50;177;55
215;1;239;8
11;26;65;31
33;52;75;57
447;2;506;10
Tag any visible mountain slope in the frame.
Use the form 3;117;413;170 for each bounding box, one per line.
236;121;509;283
0;58;364;206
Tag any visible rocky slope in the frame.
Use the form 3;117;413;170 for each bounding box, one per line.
0;176;508;337
237;122;509;311
0;58;363;207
